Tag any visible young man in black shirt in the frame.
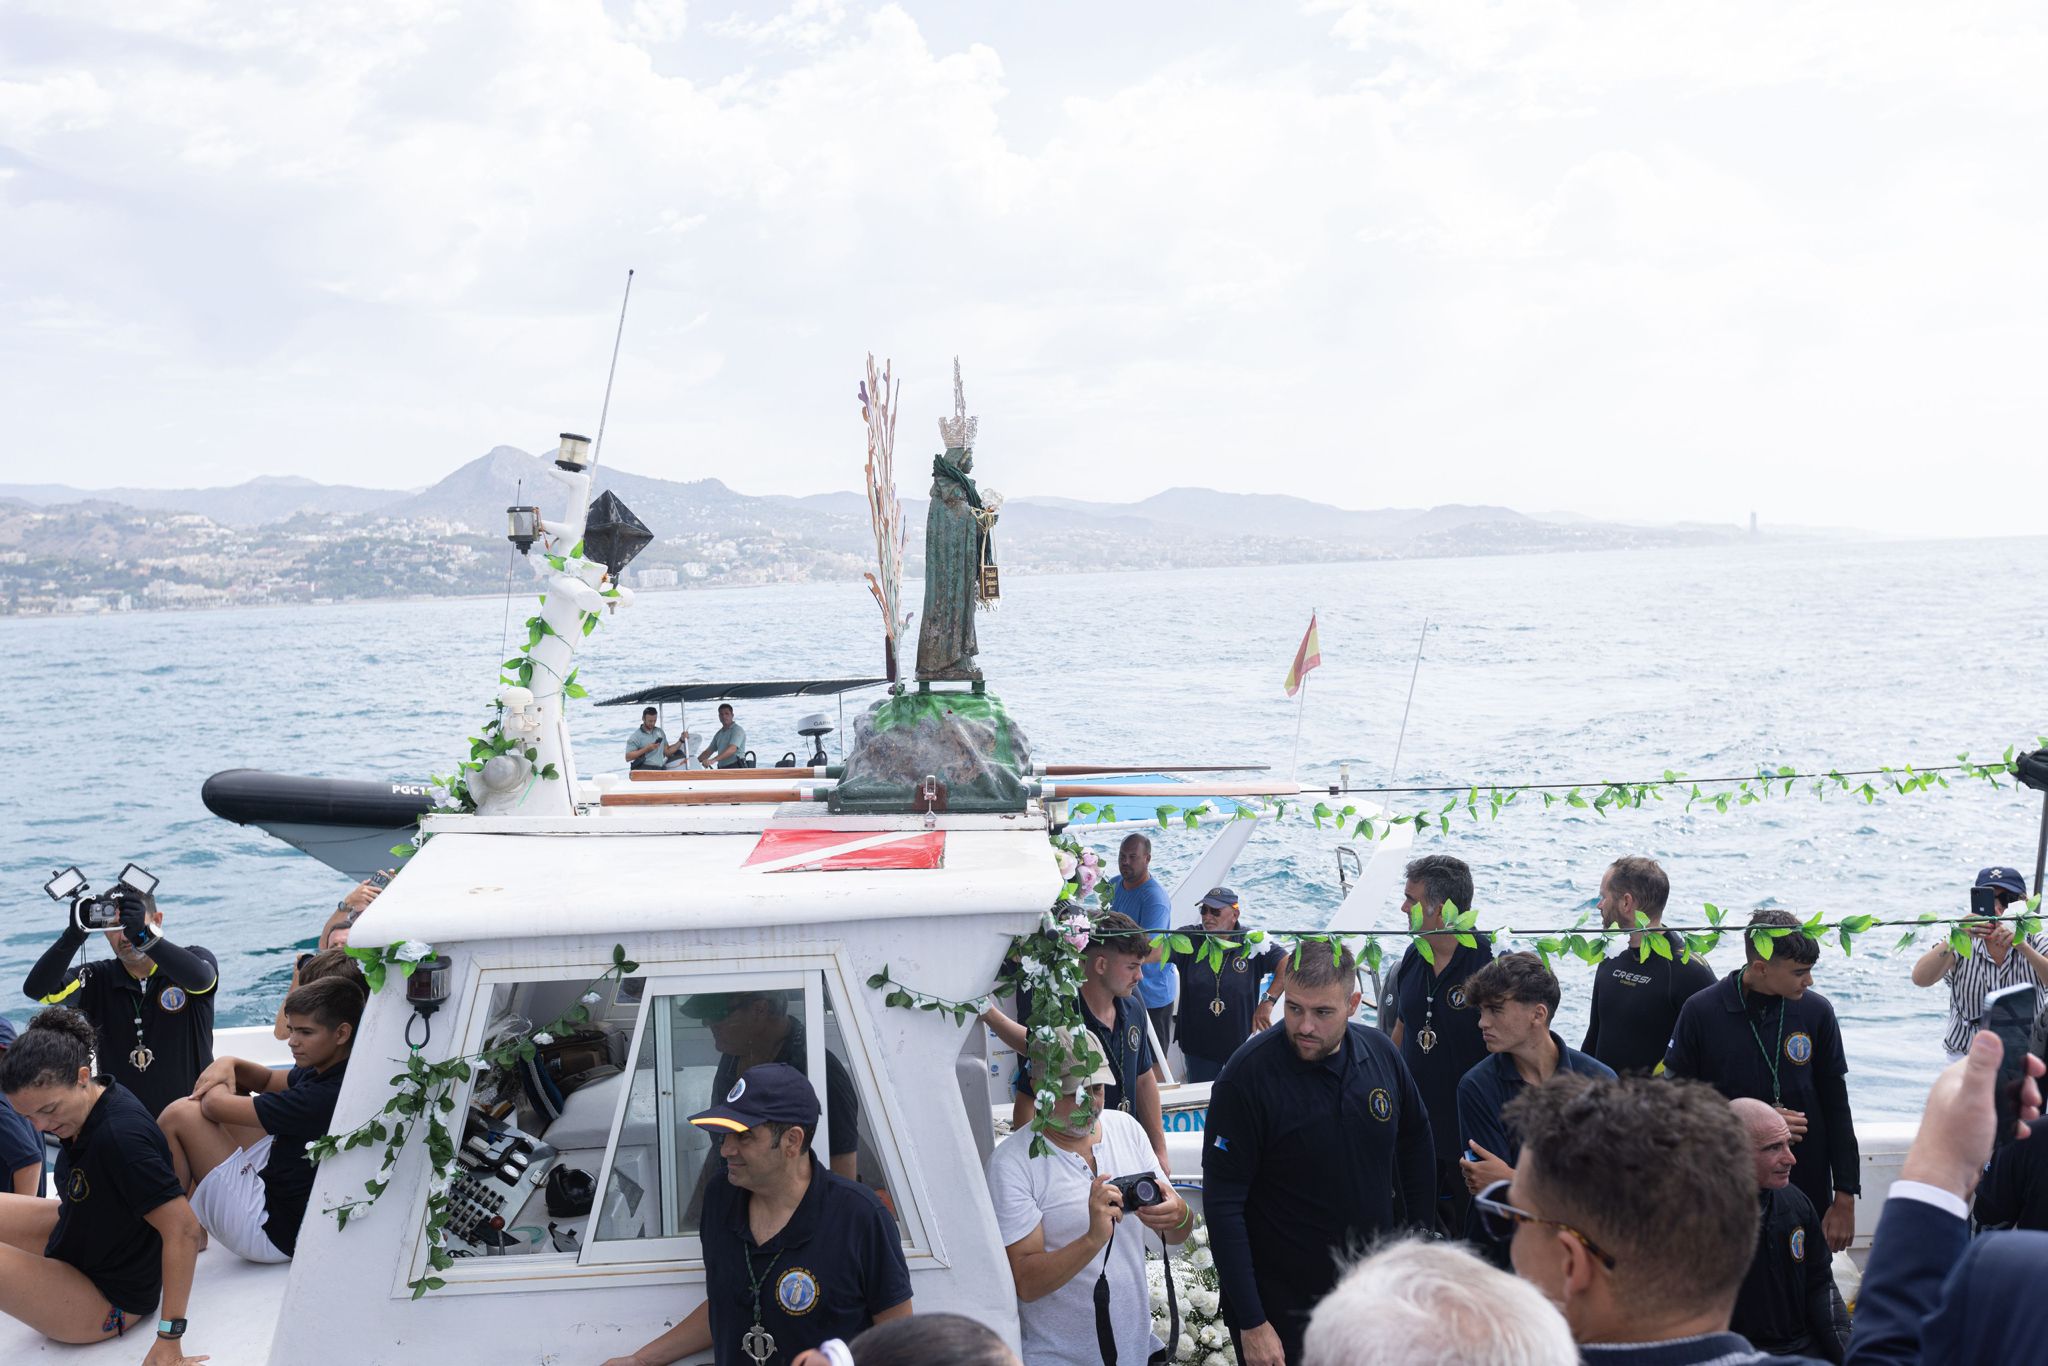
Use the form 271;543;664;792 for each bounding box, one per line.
1582;855;1716;1073
1728;1098;1842;1362
1386;853;1493;1235
22;885;218;1119
1490;1073;1829;1366
1665;909;1859;1254
1204;941;1435;1366
158;976;364;1262
1172;887;1286;1082
600;1064;911;1366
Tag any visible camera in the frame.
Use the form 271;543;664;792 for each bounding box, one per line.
44;863;160;936
1107;1172;1167;1210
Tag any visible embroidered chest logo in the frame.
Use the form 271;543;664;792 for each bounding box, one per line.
158;986;189;1013
1784;1032;1813;1065
777;1268;820;1315
68;1169;90;1203
1447;987;1469;1011
1789;1228;1806;1262
1369;1088;1392;1122
1126;1026;1142;1053
1231;956;1249;974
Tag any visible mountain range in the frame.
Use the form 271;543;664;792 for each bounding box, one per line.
1;445;1766;572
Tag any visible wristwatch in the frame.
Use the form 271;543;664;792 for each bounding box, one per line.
157;1318;188;1340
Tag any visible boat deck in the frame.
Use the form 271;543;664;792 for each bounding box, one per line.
0;1249;289;1362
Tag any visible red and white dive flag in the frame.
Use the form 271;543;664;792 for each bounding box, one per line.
1284;614;1322;696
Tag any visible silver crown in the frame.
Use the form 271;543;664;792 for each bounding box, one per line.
937;355;978;451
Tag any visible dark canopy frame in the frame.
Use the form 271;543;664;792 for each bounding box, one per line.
598;678;888;767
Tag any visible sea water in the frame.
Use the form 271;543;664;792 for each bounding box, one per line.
3;535;2043;1119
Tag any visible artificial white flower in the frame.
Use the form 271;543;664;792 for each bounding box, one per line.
1203;1353;1232;1366
580;991;602;1005
1191;1224;1209;1247
1177;1334;1196;1360
392;940;434;963
532;1031;555;1046
1188;1248;1213;1271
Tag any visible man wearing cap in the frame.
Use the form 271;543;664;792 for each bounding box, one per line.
1172;888;1286;1082
0;1015;47;1194
598;1063;910;1366
694;991;862;1179
986;1028;1192;1366
1909;865;2048;1062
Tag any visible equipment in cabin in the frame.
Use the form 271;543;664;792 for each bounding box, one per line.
446;1108;557;1252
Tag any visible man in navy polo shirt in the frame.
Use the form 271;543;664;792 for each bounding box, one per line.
1454;951;1613;1262
1171;888;1285;1083
600;1064;911;1366
0;1015;47;1195
1204;941;1435;1366
1386;853;1494;1235
1665;909;1860;1254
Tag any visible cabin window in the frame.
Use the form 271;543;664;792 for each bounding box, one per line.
419;953;924;1292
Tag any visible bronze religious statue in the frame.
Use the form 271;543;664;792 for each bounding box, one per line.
915;358;999;682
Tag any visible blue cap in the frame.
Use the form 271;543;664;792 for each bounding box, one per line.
1977;867;2028;899
688;1063;821;1136
0;1016;15;1051
1199;886;1239;910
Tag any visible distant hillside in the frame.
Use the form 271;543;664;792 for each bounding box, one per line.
0;474;404;527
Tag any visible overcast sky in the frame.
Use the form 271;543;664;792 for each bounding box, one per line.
4;1;2044;533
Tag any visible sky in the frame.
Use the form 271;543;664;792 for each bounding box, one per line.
3;0;2045;534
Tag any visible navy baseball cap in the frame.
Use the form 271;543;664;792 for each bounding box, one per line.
688;1063;821;1136
0;1016;14;1051
1977;867;2029;898
1199;887;1239;911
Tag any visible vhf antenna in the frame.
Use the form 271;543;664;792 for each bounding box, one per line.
590;268;635;470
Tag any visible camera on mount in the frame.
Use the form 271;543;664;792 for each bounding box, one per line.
1107;1172;1167;1210
44;863;159;935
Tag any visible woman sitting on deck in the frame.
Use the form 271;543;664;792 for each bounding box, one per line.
0;1007;207;1365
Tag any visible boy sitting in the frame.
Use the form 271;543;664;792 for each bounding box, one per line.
158;976;365;1261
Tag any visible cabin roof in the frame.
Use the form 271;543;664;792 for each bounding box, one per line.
355;814;1061;946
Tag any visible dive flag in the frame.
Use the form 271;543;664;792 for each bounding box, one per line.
1284;614;1321;696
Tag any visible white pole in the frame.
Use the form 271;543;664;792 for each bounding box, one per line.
1388;617;1429;783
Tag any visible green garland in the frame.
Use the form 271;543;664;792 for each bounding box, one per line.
310;941;639;1297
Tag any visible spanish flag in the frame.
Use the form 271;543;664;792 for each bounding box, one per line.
1284;613;1321;696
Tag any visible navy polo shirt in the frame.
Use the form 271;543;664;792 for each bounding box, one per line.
1582;932;1717;1074
252;1059;349;1256
1202;1023;1435;1358
699;1156;911;1365
1013;989;1155;1115
1391;936;1495;1162
47;1079;185;1316
40;951;218;1119
0;1092;44;1195
1731;1184;1836;1360
1665;971;1860;1216
1454;1031;1616;1169
1172;928;1284;1067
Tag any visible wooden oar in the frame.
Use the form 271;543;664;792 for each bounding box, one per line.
1036;782;1305;800
630;767;831;782
1036;763;1271;776
601;787;820;806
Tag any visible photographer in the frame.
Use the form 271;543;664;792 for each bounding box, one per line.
986;1028;1190;1366
0;1007;207;1365
23;881;217;1120
1908;866;2047;1062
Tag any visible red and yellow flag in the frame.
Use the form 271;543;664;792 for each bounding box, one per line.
1284;613;1321;696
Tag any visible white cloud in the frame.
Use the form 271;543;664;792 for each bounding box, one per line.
1;0;2045;535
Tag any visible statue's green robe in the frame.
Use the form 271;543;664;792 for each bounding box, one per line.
916;450;982;679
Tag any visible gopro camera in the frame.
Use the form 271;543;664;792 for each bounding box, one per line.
46;863;159;935
1107;1172;1167;1210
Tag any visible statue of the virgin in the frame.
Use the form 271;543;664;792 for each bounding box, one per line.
915;359;998;682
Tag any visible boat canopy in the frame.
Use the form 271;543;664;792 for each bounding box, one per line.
597;677;888;706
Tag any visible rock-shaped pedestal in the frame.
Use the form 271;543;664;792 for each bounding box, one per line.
829;688;1031;814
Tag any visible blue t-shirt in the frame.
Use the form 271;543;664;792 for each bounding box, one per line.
0;1093;45;1196
1113;876;1177;1008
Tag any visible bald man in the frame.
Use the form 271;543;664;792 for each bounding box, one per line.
1728;1098;1843;1362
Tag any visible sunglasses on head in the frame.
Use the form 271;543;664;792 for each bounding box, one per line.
1471;1179;1617;1270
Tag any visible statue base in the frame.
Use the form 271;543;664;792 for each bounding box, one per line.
828;687;1031;815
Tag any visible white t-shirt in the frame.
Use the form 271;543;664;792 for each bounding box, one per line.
986;1109;1166;1366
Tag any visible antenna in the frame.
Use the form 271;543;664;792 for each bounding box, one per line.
590;268;635;470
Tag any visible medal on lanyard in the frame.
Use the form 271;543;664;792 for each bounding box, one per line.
742;1247;782;1364
1417;1023;1438;1053
129;994;154;1071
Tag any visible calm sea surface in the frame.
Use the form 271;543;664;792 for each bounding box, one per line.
4;536;2044;1119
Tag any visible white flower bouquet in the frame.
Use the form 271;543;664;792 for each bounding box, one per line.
1148;1220;1235;1365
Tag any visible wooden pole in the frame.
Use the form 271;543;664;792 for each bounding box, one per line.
1039;763;1272;776
630;768;829;782
1038;782;1307;800
601;788;813;806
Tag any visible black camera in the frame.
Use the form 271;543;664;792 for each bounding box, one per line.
45;864;159;936
1107;1172;1167;1210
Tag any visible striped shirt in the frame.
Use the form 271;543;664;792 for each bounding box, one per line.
1941;937;2048;1055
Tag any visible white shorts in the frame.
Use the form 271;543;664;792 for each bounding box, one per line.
190;1136;291;1264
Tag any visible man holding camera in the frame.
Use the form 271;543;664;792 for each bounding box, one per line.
23;884;217;1119
986;1028;1190;1366
1908;866;2048;1063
